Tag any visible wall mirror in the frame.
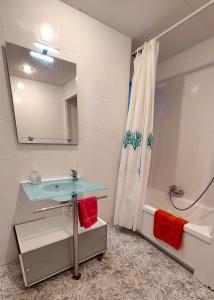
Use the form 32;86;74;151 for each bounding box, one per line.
5;42;78;144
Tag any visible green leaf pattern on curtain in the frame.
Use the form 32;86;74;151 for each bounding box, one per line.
123;131;153;151
123;130;143;151
131;131;143;150
147;133;153;150
123;130;132;149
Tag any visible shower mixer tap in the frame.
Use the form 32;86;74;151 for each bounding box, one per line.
168;185;184;197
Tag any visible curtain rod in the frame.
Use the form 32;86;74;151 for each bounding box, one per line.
132;0;214;57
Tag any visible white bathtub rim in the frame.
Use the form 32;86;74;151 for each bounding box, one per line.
143;205;213;244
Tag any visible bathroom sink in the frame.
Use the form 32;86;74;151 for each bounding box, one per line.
21;178;107;202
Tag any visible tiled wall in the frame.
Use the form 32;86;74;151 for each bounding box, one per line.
0;0;131;265
148;36;214;206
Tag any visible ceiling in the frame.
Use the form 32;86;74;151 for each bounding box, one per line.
61;0;214;61
6;43;76;86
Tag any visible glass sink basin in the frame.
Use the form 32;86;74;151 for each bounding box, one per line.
42;181;83;193
21;178;107;202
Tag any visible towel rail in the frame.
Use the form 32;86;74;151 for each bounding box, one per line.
33;195;107;214
33;202;72;213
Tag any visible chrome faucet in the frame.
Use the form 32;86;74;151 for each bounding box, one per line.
70;169;78;181
168;185;184;197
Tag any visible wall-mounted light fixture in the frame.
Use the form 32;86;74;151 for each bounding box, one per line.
30;41;60;63
34;41;60;55
30;50;54;63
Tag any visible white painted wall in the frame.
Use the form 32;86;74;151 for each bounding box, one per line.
0;0;131;265
148;36;214;208
11;76;67;142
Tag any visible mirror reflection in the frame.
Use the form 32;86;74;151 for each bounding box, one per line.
5;42;78;144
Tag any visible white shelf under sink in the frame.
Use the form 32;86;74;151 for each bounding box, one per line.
15;215;107;286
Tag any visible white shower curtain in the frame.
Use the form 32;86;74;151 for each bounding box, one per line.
114;39;159;231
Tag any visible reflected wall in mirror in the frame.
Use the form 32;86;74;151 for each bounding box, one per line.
5;42;78;144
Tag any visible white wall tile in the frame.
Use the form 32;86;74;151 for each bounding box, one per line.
0;0;131;265
0;27;13;122
4;0;82;52
99;98;126;132
0;0;5;26
100;64;120;100
157;35;214;82
150;36;214;209
81;13;107;62
0;120;17;159
78;58;102;127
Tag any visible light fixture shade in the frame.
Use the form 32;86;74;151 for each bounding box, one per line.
30;51;54;63
34;41;60;55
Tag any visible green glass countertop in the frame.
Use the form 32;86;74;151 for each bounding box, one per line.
21;178;108;202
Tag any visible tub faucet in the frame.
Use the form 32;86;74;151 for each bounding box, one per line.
168;185;184;197
70;169;78;181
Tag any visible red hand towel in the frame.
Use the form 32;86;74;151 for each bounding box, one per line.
153;209;188;250
78;197;98;228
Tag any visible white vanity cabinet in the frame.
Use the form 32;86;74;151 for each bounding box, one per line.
15;215;107;287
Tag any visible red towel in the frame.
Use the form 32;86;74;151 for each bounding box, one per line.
153;209;188;250
78;197;98;228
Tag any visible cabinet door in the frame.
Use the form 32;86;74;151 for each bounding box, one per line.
20;239;73;286
79;226;107;261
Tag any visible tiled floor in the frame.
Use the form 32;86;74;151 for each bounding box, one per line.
0;226;213;299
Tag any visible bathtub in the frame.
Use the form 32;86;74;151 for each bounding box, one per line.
139;190;214;289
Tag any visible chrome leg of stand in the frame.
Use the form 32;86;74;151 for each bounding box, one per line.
72;193;81;280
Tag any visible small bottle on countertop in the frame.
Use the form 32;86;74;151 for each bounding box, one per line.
29;164;41;185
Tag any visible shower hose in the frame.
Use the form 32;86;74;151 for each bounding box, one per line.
169;176;214;211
